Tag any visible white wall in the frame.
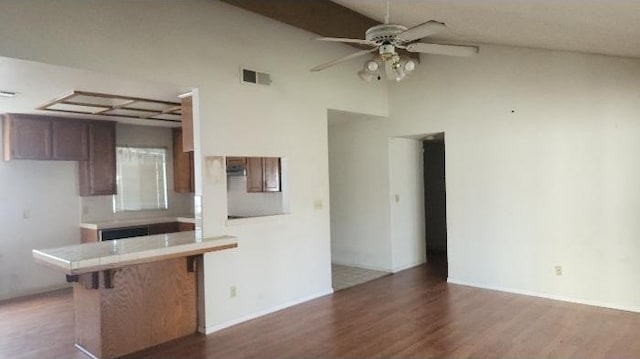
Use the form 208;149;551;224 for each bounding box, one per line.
81;123;193;222
0;0;388;331
328;114;393;271
389;45;640;311
389;138;426;272
0;125;80;299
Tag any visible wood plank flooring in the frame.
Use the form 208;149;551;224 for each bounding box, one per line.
2;263;640;358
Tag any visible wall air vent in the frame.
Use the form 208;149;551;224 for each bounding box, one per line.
241;68;272;86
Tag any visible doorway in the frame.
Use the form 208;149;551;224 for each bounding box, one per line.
423;133;448;278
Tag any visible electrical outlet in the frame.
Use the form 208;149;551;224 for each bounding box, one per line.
22;209;30;219
230;286;237;298
554;265;563;276
394;194;400;203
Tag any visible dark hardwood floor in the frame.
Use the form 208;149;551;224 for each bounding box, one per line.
3;263;640;358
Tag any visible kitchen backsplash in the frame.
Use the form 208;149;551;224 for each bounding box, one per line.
81;192;194;222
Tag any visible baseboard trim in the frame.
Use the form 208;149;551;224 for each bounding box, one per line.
391;259;426;273
202;288;334;334
0;283;72;302
447;278;640;314
331;260;391;273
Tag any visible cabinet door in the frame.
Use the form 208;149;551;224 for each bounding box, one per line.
178;222;196;232
246;157;264;192
80;228;99;243
4;115;52;160
52;119;88;161
148;222;179;235
181;95;194;152
79;121;116;196
262;157;281;192
173;129;194;193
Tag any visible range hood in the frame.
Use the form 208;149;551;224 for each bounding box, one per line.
226;163;246;176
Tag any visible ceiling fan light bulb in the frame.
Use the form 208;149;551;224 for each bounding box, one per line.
366;60;379;72
404;60;416;72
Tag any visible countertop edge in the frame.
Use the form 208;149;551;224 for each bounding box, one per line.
33;234;237;275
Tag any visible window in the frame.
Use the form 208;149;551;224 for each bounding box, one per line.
113;147;168;212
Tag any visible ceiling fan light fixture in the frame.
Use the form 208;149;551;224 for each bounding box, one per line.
357;69;374;82
404;60;416;73
365;60;380;72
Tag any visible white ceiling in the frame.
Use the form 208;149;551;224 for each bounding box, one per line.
333;0;640;59
0;56;186;127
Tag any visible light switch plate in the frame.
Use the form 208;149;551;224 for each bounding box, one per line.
314;200;323;210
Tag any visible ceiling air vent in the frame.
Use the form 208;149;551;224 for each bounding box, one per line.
241;68;271;86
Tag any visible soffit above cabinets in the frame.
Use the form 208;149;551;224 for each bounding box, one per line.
38;90;182;123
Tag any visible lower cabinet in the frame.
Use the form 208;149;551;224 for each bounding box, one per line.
81;221;194;243
178;222;196;231
148;222;179;235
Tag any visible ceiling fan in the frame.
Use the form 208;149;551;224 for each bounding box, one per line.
310;1;479;81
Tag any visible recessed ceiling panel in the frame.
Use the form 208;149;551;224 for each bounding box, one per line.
149;113;181;121
48;103;110;113
38;90;182;122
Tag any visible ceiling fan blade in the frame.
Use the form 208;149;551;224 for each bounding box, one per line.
316;37;376;46
396;21;447;42
310;48;377;72
406;42;479;57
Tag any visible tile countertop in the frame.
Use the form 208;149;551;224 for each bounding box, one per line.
79;216;196;230
32;231;237;275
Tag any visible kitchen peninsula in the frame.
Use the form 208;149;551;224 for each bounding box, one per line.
32;231;237;359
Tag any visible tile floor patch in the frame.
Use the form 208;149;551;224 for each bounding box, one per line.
331;264;389;291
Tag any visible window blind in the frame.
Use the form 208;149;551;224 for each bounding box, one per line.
113;147;168;212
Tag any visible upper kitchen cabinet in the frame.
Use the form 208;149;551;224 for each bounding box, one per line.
246;157;281;193
3;114;52;161
246;157;264;193
52;119;88;161
3;114;89;161
181;95;194;152
262;157;281;192
173;128;194;193
79;121;117;196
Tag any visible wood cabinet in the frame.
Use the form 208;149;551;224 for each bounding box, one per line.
181;95;194;152
263;157;281;192
81;228;99;244
3;114;89;161
80;221;190;243
52;119;88;161
246;156;281;193
148;222;179;235
173;129;194;193
79;121;116;196
3;114;53;160
178;222;196;232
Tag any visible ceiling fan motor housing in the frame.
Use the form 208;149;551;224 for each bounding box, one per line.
365;24;408;45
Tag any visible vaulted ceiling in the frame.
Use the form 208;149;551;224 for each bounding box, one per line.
222;0;640;59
